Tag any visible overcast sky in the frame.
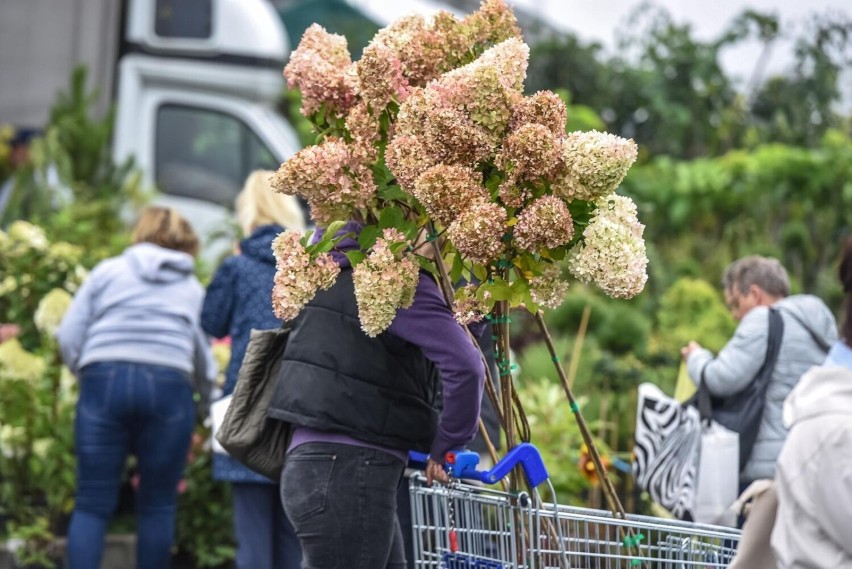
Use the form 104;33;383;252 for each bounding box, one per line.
511;0;850;90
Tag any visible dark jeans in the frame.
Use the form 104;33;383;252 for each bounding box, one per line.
232;482;302;569
67;362;195;569
280;442;406;569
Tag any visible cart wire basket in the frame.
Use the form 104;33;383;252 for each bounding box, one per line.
409;443;741;569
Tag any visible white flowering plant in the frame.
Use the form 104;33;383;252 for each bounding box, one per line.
268;0;648;512
0;222;83;563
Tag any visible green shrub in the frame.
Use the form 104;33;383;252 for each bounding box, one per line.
654;277;735;356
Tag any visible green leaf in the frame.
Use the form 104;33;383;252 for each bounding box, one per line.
450;251;464;283
345;250;366;266
417;256;437;274
510;278;530;307
307;239;334;254
325;220;346;238
378;184;408;201
358;225;381;250
472;264;487;282
389;242;409;256
378;205;405;229
479;276;513;301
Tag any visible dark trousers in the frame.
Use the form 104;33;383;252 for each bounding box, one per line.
233;482;302;569
67;362;195;569
280;442;406;569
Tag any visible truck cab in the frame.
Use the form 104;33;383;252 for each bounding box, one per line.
0;0;300;259
114;0;301;257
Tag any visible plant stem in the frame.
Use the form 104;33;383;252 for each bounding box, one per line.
534;311;625;518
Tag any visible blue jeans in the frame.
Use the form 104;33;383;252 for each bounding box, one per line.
67;362;195;569
232;482;302;569
280;442;406;569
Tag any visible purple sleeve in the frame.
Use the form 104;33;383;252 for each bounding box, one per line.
388;274;485;459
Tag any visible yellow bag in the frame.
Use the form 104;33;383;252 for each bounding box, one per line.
674;360;697;402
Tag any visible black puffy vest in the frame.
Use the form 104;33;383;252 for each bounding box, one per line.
267;269;440;452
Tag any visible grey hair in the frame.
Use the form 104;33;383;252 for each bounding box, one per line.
722;255;790;297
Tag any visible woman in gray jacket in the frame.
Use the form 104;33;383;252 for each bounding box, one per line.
57;207;215;569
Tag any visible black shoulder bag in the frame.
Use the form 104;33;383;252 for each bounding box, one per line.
216;326;292;480
695;307;784;470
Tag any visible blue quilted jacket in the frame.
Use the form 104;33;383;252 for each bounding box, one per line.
201;224;284;483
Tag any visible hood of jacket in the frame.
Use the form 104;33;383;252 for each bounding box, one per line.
783;365;852;428
241;224;283;265
124;242;195;283
775;294;837;347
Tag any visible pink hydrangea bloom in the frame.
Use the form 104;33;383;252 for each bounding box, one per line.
412;164;489;226
510;91;567;135
352;228;421;336
529;263;569;309
365;14;440;86
552;131;638;202
385;134;438;192
496;123;563;182
345;101;380;163
513;195;575;252
452;284;491;325
448;201;507;264
284;24;357;117
356;42;411;112
463;0;521;46
270;137;377;225
271;231;340;321
567;195;648;299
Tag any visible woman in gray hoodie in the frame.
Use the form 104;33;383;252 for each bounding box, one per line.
57;207;216;569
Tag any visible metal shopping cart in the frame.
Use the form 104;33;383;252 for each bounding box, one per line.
408;443;741;569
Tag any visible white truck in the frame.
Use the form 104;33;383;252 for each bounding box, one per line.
0;0;302;255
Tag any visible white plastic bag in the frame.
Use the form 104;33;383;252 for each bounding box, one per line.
695;421;739;526
209;394;233;455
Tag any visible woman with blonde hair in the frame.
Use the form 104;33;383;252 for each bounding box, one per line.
57;206;215;569
201;170;304;569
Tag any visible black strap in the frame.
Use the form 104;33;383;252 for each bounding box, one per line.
697;307;785;423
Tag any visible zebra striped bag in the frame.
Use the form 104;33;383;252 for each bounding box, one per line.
633;382;704;521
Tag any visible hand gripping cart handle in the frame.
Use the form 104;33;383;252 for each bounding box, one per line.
408;442;549;487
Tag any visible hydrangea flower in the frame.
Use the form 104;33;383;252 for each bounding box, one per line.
385;134;438;192
529;263;570;309
345;102;381;163
567;195;648;299
353;229;420;337
452;284;491;325
513;195;575;252
0;339;46;383
463;0;522;46
412;164;489;226
34;288;72;338
284;24;357;117
552;131;638;202
6;221;49;254
509;91;567;136
357;42;411;112
271;231;341;321
270;137;377;225
448;202;507;264
496;123;563;182
362;14;440;87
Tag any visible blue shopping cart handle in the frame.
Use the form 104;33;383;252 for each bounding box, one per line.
408;442;549;487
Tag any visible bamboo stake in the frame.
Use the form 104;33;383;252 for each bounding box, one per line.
535;310;624;516
566;305;591;389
